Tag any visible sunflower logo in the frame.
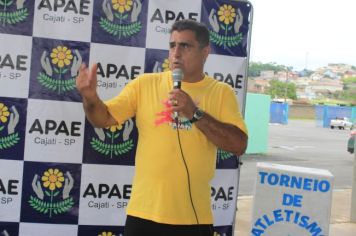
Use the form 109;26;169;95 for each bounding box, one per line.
91;120;134;159
213;232;226;236
107;124;123;133
162;59;170;72
38;45;80;95
112;0;133;13
100;0;142;38
103;124;124;158
41;168;65;191
0;103;10;126
218;4;236;25
0;102;10;135
29;168;75;218
0;103;20;150
50;46;73;69
40;168;65;217
208;4;244;49
98;232;116;236
50;46;74;93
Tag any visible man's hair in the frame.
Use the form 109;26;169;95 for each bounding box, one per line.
170;19;210;48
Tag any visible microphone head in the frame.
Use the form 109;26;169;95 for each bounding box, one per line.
172;68;183;82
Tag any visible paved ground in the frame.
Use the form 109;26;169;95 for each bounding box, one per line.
234;119;356;235
239;119;354;195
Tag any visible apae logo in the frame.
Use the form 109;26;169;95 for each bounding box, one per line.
0;0;28;26
91;119;134;159
37;0;90;24
152;58;170;73
37;45;81;94
208;4;243;49
0;102;20;151
28;168;75;218
100;0;142;39
213;232;226;236
98;232;122;236
1;230;9;236
217;149;234;163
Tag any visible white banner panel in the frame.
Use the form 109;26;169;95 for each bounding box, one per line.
19;223;78;236
0;33;32;99
78;164;134;225
205;54;247;112
24;99;85;163
33;0;94;42
211;169;239;226
90;43;146;101
146;0;202;49
0;160;23;222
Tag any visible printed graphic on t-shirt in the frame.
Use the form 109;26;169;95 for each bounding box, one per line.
155;98;192;130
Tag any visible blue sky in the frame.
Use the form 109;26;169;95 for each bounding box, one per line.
249;0;356;71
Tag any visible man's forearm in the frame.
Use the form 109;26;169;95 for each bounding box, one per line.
195;113;248;156
82;96;115;128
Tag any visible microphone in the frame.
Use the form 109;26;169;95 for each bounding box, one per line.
172;69;183;120
172;68;183;89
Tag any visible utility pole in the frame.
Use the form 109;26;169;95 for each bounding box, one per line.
351;139;356;222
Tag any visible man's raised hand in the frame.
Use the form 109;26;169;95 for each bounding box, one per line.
76;63;98;100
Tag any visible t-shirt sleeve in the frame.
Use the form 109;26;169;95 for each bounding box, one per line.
104;78;139;125
219;85;248;136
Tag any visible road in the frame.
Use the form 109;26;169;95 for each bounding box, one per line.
238;119;354;195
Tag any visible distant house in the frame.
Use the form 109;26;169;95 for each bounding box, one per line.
260;70;275;79
292;77;316;100
323;70;340;80
308;78;343;96
247;78;270;93
297;86;317;100
276;71;298;82
344;70;356;78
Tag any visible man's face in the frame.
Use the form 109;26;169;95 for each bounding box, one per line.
168;30;209;78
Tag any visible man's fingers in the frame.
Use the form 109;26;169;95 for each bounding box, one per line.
89;63;98;82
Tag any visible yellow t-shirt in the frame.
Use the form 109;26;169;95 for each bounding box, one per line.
104;71;247;225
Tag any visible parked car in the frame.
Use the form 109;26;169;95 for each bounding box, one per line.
347;122;355;154
330;117;353;130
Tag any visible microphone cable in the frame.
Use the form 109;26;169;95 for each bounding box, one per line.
175;118;214;236
175;118;200;231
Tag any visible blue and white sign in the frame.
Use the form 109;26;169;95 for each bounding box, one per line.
251;162;334;236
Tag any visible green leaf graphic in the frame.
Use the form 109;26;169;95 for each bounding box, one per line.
217;149;234;162
209;30;243;48
90;138;134;157
37;72;76;94
0;132;20;149
0;8;28;25
99;18;142;38
28;196;75;217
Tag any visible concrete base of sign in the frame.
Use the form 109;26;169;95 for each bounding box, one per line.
250;162;334;236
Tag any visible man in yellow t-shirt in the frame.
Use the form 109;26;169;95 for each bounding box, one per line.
76;19;248;236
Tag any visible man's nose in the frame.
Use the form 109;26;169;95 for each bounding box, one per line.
172;46;182;57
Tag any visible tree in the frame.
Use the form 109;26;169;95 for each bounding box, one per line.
248;62;290;77
266;79;297;100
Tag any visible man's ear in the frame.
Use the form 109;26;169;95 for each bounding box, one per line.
202;45;211;61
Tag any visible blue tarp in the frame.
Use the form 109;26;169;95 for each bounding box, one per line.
270;102;289;124
315;105;356;128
